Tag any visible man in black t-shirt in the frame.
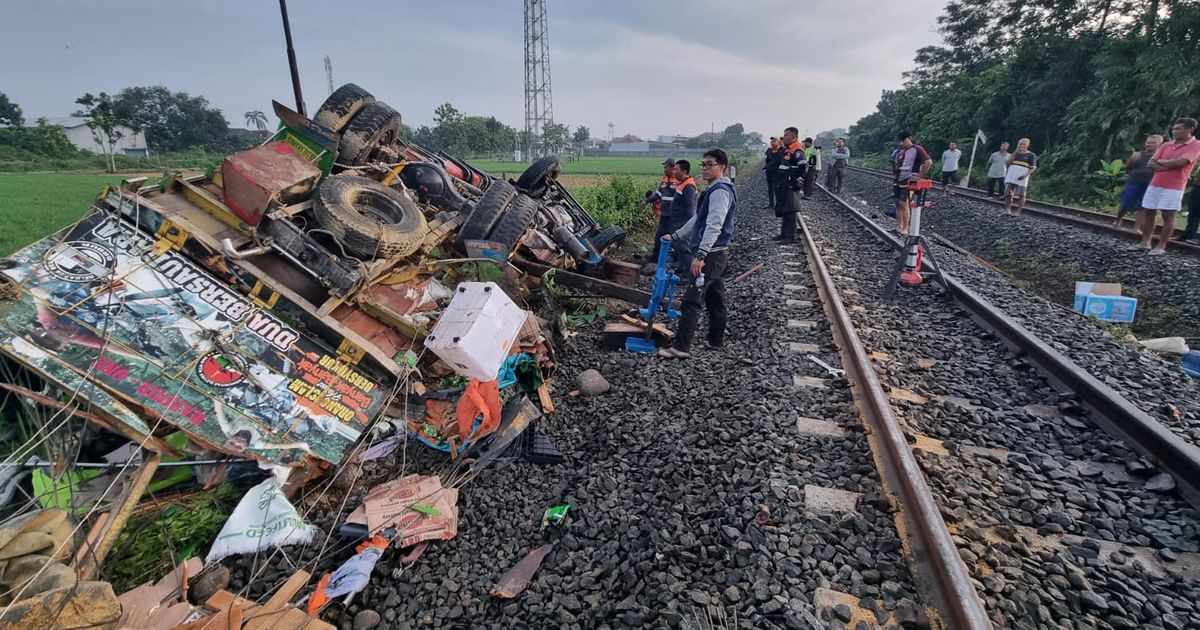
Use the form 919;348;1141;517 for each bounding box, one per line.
764;137;784;207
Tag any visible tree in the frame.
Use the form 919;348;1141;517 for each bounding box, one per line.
572;125;590;150
23;118;75;157
540;122;570;155
433;103;463;126
244;110;268;132
0;92;23;127
111;86;232;153
75;92;124;172
814;128;848;149
719;123;746;149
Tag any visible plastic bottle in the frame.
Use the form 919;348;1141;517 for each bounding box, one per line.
695;273;705;287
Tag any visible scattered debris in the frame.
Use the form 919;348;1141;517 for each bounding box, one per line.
734;262;765;282
205;478;315;564
490;544;554;599
541;503;571;531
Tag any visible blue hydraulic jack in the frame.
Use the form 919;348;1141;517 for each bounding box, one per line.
625;237;682;353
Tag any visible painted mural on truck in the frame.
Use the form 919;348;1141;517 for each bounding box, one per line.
0;211;389;465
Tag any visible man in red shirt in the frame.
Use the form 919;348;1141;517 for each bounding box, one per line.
1139;117;1200;254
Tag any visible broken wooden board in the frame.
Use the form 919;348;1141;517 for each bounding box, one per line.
619;314;675;338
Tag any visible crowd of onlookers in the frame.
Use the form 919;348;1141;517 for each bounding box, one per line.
885;118;1200;254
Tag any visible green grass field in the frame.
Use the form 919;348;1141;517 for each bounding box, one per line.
468;156;668;177
0;173;124;255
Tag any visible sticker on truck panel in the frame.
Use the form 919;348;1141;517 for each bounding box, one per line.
0;212;388;465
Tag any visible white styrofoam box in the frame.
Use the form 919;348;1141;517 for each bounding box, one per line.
424;282;527;381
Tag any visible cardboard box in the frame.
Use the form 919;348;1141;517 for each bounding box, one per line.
1073;282;1137;323
424;282;527;381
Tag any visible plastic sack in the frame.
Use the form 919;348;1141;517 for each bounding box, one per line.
205;478;315;564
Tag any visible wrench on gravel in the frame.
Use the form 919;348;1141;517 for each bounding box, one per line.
806;355;846;379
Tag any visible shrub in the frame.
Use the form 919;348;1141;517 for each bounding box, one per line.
573;175;656;231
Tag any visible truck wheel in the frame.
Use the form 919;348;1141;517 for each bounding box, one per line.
314;83;374;133
515;156;562;197
338;101;401;166
457;180;517;247
487;194;538;249
589;225;626;253
313;175;428;259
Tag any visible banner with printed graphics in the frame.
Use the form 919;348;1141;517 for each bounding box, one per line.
0;211;387;465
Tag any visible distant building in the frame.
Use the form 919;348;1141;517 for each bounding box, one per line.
610;133;643;144
41;117;149;157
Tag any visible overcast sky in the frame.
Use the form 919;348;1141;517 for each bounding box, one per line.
1;0;945;140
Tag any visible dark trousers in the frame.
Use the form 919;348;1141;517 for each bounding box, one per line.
1183;184;1200;239
987;177;1004;196
775;178;798;239
826;165;844;192
800;165;814;198
651;216;670;259
765;170;778;206
675;249;729;352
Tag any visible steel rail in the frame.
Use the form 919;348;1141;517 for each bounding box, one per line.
843;165;1200;255
797;216;993;630
816;182;1200;511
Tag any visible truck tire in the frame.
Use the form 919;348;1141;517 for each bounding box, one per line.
515;156;562;197
314;83;374;133
457;180;517;247
588;225;626;253
313;175;428;259
338;101;401;166
487;193;538;249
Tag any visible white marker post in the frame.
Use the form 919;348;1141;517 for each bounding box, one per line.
964;128;987;189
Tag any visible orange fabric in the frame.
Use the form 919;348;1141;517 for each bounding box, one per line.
307;573;332;615
676;176;696;191
357;535;389;553
456;379;502;444
653;175;679;219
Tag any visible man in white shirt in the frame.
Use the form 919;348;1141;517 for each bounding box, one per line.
941;141;962;195
985;142;1010;197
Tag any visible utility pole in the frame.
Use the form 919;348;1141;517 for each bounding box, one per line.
324;55;334;96
278;0;305;116
523;0;554;160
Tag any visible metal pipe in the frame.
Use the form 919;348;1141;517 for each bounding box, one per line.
278;0;306;116
220;238;272;260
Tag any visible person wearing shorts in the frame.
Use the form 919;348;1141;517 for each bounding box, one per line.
1140;117;1200;254
889;131;932;234
1004;139;1038;216
1115;134;1161;229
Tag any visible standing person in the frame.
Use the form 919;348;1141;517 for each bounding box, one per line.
645;158;680;265
1003;138;1038;216
827;138;849;193
1183;171;1200;242
764;137;784;207
985;142;1010;197
889;131;932;235
1140;117;1200;254
1115;134;1162;228
801;137;817;199
669;159;698;236
941;141;962;195
658;149;737;358
774;127;805;242
728;163;738;185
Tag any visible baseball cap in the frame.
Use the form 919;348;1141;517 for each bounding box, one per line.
662;158;676;166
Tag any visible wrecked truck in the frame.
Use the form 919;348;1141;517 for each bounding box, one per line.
0;83;640;480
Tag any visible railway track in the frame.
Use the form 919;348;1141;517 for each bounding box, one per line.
800;179;1200;628
844;165;1200;256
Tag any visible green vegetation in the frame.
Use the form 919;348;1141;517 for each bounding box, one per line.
104;483;240;592
0;172;126;255
572;174;658;232
848;2;1200;206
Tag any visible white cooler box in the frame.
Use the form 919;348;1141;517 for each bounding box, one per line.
424;282;527;381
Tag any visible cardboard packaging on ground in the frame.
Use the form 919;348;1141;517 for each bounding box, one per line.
1072;282;1137;323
